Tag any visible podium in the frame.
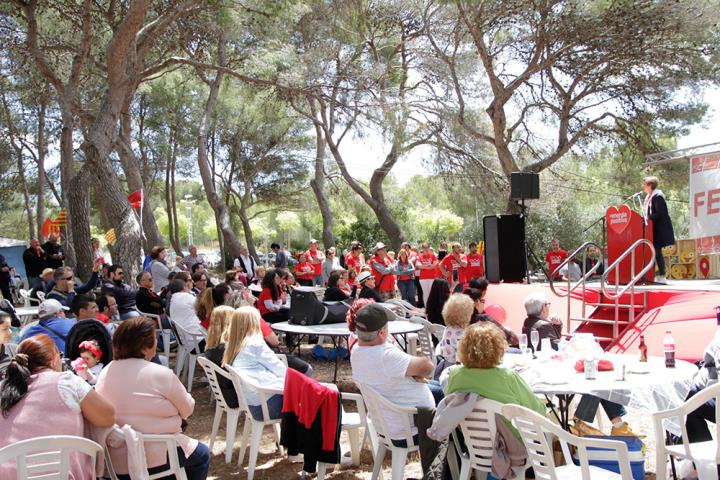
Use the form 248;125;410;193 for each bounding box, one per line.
606;204;654;285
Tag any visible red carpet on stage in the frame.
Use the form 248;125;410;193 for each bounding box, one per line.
484;282;720;362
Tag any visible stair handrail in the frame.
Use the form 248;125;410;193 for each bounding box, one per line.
601;239;655;300
548;241;604;298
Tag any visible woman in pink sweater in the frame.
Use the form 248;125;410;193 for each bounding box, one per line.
96;317;210;480
0;334;115;479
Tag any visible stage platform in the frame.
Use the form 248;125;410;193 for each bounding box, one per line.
484;280;720;362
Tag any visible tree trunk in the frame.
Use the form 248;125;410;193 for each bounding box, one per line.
309;122;334;248
68;169;93;280
116;101;164;250
36;90;47;241
237;199;258;260
197;33;243;262
58;111;76;268
169;138;182;252
164;143;182;254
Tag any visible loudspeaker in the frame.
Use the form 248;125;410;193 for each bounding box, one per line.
510;172;540;199
484;215;526;283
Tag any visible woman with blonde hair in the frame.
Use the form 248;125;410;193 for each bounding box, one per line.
203;306;239;408
224;306;287;420
439;293;475;365
195;287;216;330
444;323;545;439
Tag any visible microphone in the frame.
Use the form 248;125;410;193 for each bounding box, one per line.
624;191;643;202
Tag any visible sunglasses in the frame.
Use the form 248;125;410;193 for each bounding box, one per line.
63;276;73;281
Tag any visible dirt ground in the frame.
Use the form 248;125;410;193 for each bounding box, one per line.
184;347;660;480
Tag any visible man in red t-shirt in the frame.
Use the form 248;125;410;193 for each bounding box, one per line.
345;243;365;287
305;239;325;286
545;239;568;280
369;242;396;300
414;243;438;307
439;242;467;292
464;241;484;281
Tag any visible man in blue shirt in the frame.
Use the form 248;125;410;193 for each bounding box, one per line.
21;299;75;355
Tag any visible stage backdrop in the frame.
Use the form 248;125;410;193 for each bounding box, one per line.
690;152;720;255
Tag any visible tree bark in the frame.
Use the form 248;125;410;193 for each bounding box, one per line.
36;89;47;241
68;169;93;280
197;32;243;262
236;196;258;260
309;120;334;248
164;138;182;254
116;97;164;251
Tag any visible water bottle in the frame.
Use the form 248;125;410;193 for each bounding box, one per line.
663;330;676;368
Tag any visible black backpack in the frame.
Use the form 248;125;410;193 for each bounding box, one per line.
289;289;350;325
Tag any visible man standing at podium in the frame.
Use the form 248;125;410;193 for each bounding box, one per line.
642;176;675;285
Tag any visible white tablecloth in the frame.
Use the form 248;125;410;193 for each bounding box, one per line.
270;319;423;337
513;353;697;435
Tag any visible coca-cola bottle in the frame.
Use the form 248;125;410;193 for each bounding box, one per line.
663;330;676;368
638;335;648;363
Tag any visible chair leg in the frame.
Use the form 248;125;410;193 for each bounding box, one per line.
347;427;361;465
317;462;327;480
459;453;472;480
272;422;283;455
162;331;171;360
371;444;387;480
175;347;186;376
390;448;408;480
186;355;197;392
237;418;251;467
225;410;240;464
246;422;264;480
209;403;222;452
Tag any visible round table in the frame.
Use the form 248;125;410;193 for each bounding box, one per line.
270;320;424;381
512;353;697;435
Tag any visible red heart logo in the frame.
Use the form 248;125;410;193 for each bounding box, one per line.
606;204;632;235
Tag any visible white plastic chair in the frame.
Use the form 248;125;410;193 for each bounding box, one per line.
407;316;442;366
104;425;188;480
452;398;530;480
0;435;102;480
169;318;206;392
197;356;245;464
140;311;171;364
386;298;426;318
226;364;284;480
356;382;419;480
502;404;633;479
36;290;46;302
653;382;720;480
19;289;40;307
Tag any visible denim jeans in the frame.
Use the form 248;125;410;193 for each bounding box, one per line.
574;395;626;423
655;247;666;276
119;310;141;320
427;379;445;406
249;394;284;421
397;279;416;306
117;443;210;480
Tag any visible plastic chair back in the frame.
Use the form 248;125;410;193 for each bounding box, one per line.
0;435;102;480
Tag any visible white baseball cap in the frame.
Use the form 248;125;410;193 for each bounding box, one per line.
38;299;69;319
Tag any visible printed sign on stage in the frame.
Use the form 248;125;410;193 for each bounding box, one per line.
690;152;720;254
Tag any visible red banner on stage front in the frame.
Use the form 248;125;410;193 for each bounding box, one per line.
606;204;654;285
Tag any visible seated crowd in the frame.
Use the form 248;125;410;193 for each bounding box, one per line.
0;238;713;480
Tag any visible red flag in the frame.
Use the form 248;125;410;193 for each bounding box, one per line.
41;218;60;238
127;189;143;209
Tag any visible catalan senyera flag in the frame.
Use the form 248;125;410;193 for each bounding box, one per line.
478;241;485;254
53;208;68;227
104;229;117;246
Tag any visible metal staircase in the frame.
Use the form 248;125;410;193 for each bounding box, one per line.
549;240;656;349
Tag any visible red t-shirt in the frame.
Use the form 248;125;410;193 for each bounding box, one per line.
545;249;568;278
258;288;273;316
369;254;396;292
440;254;467;284
415;253;438;280
465;253;484;280
345;253;364;286
295;261;315;280
260;318;272;337
305;249;323;276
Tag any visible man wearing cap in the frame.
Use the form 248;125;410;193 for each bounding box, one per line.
47;261;101;312
356;271;382;302
369;242;396;301
20;299;76;354
22;238;46;289
30;268;55;300
305;239;325;286
351;303;440;443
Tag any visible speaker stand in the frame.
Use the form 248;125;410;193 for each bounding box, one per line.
519;198;549;284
